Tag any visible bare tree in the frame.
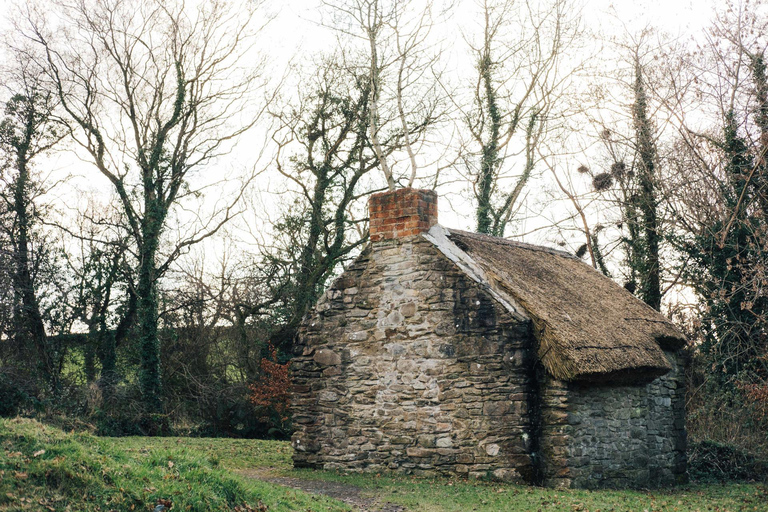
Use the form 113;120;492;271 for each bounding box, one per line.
459;0;580;236
662;0;768;382
586;39;668;310
320;0;445;189
24;0;268;412
259;56;378;350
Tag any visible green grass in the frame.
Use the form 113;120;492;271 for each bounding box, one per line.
125;436;768;511
109;436;294;471
0;418;349;511
292;470;768;512
3;419;767;511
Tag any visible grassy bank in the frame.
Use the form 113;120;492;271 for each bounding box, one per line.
0;418;348;511
2;418;767;511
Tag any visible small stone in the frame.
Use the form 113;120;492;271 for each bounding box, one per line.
318;390;339;402
406;447;431;458
313;349;341;366
348;331;368;341
417;435;436;448
492;468;517;481
400;302;417;317
322;367;341;377
483;401;508;416
457;453;474;464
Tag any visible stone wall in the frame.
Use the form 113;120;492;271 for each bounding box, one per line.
291;235;537;482
291;230;687;488
540;351;687;488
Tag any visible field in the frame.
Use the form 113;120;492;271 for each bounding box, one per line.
1;418;766;512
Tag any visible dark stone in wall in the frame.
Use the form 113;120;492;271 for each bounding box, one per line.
539;351;687;488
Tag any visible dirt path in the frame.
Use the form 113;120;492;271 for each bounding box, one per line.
238;470;405;512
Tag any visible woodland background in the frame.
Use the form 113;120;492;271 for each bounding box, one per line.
0;0;767;481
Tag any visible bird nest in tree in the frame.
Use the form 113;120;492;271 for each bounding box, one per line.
592;172;614;191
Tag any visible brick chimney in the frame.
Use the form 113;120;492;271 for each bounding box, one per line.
369;188;438;242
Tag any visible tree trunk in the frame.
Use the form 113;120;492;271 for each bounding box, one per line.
100;289;136;400
12;156;53;391
270;171;331;351
138;195;163;413
632;59;662;311
477;54;501;235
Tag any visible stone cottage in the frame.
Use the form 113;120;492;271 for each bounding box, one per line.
290;188;687;489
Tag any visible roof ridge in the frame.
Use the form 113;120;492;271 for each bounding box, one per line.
445;228;579;260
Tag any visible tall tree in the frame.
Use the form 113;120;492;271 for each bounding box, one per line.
320;0;445;189
267;59;374;349
0;58;63;391
463;0;578;236
27;0;267;412
664;0;768;382
631;54;662;310
592;48;664;310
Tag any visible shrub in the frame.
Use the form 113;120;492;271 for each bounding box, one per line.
688;440;768;482
248;344;291;438
738;378;768;427
0;371;27;417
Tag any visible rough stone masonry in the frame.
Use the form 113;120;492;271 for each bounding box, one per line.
291;188;686;488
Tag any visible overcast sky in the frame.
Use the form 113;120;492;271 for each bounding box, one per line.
0;0;733;263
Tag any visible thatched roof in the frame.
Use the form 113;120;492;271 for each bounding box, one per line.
424;226;686;383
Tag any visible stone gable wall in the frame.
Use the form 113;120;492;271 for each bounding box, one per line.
291;236;536;481
540;351;687;488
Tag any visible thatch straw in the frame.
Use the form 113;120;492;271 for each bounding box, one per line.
444;229;686;383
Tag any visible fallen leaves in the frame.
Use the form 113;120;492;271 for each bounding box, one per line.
156;497;173;509
234;502;268;512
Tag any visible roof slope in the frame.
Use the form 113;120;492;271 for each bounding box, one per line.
427;227;686;382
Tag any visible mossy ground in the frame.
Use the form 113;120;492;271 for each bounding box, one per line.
0;418;348;511
2;418;767;511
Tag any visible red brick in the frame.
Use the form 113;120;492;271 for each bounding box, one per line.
369;188;438;241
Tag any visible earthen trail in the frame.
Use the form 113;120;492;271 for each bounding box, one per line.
237;469;405;512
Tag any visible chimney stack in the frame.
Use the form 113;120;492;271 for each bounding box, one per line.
369;188;438;242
